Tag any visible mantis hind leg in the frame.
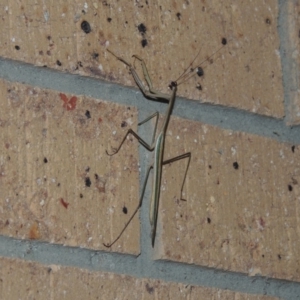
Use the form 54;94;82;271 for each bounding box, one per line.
151;152;191;247
103;163;153;247
162;152;191;201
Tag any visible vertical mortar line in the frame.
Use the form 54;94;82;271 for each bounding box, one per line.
278;0;296;124
136;108;155;263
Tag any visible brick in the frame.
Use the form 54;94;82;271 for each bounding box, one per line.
153;116;300;281
0;257;279;299
0;258;51;299
0;79;140;254
0;1;283;117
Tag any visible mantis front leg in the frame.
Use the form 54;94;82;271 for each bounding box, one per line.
107;49;170;101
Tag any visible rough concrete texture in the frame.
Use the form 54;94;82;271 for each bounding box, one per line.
0;0;283;117
0;79;140;254
0;257;280;300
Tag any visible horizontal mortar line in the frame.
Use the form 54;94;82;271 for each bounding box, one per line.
0;57;300;145
0;236;299;299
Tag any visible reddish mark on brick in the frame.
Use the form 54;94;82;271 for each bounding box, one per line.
254;217;265;231
258;217;266;230
29;222;40;240
59;93;77;111
60;198;69;209
98;117;102;123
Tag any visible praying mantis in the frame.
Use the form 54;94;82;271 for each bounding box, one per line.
104;38;227;247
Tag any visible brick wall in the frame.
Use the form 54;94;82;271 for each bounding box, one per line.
0;0;299;299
